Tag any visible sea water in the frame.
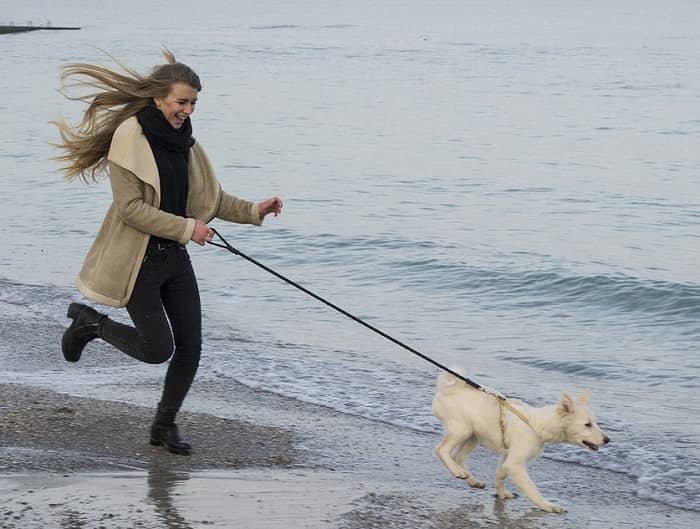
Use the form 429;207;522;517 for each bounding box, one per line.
1;0;698;512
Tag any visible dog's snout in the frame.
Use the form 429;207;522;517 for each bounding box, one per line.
603;435;610;444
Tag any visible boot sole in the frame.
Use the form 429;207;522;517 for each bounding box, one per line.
150;438;192;456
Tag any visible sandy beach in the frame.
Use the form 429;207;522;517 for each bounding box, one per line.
1;382;696;529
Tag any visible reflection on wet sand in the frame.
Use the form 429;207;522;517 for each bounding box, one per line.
148;469;193;529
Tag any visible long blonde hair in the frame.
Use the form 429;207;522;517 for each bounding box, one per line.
53;48;201;183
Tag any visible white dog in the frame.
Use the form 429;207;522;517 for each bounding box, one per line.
432;371;609;513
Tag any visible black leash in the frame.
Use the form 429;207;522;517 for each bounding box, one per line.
208;228;485;392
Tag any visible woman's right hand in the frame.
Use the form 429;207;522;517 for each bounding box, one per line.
191;219;214;246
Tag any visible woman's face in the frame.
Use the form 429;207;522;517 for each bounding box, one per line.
154;82;199;129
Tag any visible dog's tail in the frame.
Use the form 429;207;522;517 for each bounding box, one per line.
436;367;471;393
437;369;507;400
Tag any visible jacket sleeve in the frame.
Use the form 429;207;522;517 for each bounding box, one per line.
216;190;262;226
108;162;196;244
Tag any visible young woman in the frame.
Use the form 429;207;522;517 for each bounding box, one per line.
54;49;283;455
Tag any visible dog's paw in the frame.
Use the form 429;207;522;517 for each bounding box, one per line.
466;477;485;489
453;469;470;480
540;502;565;514
497;489;516;500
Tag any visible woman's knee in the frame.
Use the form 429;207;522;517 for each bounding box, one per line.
170;344;201;369
143;350;173;364
141;335;174;364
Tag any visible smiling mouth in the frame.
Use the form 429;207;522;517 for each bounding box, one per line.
582;441;599;451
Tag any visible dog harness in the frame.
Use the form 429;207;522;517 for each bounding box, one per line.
496;396;534;450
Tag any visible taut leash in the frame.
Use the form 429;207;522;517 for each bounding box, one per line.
207;228;533;431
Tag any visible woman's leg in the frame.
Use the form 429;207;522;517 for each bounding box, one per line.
99;253;175;364
149;246;201;455
65;245;200;454
157;246;202;414
63;250;175;363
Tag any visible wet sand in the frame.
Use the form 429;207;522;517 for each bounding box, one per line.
0;383;298;474
1;382;697;529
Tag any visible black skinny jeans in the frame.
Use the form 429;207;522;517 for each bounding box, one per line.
100;241;201;415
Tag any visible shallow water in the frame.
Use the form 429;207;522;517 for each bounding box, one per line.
1;0;699;512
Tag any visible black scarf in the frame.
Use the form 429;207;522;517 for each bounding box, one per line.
136;105;194;152
136;106;193;233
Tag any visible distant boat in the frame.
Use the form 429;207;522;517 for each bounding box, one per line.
0;25;81;35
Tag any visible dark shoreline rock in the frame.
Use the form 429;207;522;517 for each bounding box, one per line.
0;26;80;35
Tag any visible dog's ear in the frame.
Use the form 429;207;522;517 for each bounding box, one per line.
578;389;590;405
557;393;575;415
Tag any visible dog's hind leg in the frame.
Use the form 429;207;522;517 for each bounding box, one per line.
435;432;473;480
495;455;515;500
452;437;485;488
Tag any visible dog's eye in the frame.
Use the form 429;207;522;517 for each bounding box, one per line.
585;422;593;428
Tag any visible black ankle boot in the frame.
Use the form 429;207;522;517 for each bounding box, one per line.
150;423;192;456
150;405;192;456
62;302;105;362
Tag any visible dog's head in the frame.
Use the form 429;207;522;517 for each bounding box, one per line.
557;390;610;451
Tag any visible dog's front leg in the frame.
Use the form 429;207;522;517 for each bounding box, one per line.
504;461;564;513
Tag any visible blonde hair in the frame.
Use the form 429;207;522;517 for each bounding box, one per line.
53;48;201;183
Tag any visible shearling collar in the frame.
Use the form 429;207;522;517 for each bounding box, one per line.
107;116;160;199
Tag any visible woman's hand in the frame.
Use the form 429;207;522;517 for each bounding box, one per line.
258;197;283;219
191;219;214;246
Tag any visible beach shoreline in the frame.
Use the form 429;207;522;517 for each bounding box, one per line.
1;382;697;529
0;383;301;475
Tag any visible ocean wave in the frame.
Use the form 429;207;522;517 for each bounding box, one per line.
0;277;68;308
266;229;699;325
546;442;700;512
0;277;122;325
384;259;700;326
494;355;700;388
263;229;700;328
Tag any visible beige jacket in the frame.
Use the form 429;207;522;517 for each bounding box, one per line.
76;116;261;307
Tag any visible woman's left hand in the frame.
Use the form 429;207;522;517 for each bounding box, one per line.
258;196;283;219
